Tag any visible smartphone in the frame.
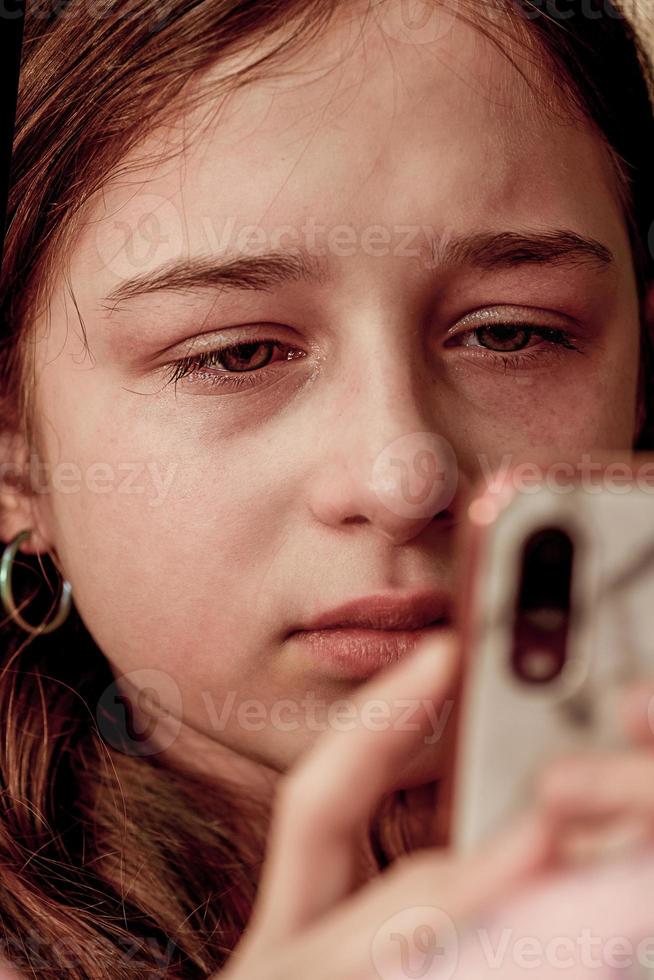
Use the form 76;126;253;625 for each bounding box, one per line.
449;452;654;854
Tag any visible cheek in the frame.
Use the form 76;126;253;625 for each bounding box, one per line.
38;429;287;681
31;338;305;685
447;347;639;464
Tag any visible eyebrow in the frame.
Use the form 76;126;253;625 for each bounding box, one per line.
102;229;614;307
432;229;614;272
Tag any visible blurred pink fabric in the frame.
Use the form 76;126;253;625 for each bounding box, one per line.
441;846;654;980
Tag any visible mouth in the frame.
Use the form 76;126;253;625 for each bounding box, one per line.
288;588;452;633
286;589;453;680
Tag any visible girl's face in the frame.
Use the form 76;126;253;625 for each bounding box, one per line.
20;1;642;788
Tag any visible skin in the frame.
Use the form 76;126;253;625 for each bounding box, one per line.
213;647;654;979
0;1;649;813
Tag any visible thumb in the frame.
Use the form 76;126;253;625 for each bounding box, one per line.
246;634;458;946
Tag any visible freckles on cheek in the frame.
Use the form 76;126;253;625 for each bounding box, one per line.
452;367;634;453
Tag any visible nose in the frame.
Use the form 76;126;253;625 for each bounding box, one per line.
308;359;461;546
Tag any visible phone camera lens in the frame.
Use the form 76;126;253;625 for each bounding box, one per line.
511;527;574;685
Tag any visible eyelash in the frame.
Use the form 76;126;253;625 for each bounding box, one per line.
451;323;581;369
160;324;581;392
161;340;304;391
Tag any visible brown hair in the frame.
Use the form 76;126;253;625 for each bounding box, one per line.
0;1;653;976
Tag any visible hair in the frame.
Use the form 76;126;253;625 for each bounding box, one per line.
0;0;652;976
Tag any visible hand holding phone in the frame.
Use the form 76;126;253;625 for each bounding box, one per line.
449;452;654;854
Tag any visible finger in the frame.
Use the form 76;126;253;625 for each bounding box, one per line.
246;634;459;946
537;749;654;865
275;807;551;980
620;679;654;746
538;749;654;819
453;845;654;980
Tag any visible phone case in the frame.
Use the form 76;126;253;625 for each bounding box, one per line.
450;452;654;854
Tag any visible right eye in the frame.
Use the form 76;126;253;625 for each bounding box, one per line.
161;339;306;392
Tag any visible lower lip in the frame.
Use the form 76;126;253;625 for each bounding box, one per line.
287;623;453;680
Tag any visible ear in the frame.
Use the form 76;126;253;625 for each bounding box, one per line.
0;430;54;555
635;281;654;445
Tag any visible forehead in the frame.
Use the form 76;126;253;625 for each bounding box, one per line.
67;0;630;307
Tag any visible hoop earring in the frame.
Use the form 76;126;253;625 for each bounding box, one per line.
0;530;73;636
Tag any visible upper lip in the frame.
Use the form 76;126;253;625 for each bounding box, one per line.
290;589;452;633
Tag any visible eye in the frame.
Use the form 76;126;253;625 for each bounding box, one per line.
445;320;582;370
161;339;306;392
473;325;535;352
462;324;579;353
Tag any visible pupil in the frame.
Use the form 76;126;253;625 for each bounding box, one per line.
477;326;529;352
221;342;273;372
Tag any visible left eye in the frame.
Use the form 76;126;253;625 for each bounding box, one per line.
459;324;578;353
162;339;304;390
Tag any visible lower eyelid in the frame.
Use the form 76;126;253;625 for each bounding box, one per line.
442;348;570;382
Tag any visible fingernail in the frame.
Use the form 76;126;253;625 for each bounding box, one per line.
555;815;652;868
622;683;654;734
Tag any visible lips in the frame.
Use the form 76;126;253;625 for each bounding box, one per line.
289;588;452;634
